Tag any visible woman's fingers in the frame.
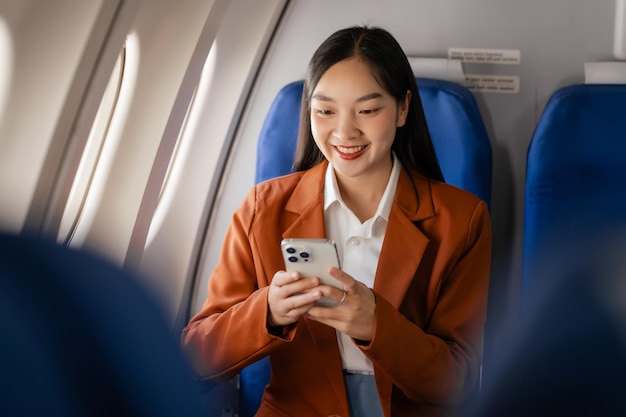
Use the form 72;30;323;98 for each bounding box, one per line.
305;271;377;341
328;266;359;294
267;271;322;326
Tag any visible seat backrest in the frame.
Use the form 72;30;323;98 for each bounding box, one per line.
256;78;493;206
522;83;626;302
242;77;493;417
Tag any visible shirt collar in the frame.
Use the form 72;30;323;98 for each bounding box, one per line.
323;152;401;223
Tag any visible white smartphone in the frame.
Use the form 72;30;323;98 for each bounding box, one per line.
280;238;343;306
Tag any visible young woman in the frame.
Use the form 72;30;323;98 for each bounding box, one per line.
182;26;492;417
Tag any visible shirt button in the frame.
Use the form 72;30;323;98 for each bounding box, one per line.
351;238;361;246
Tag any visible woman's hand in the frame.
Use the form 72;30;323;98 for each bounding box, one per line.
267;270;323;327
306;267;377;342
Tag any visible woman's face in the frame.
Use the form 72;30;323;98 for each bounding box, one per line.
310;57;410;184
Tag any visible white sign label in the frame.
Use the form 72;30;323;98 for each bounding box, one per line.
449;48;521;65
463;74;520;94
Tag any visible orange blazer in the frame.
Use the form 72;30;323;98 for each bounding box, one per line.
183;161;492;417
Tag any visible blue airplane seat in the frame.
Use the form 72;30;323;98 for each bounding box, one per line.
0;233;205;417
522;83;626;303
245;77;493;416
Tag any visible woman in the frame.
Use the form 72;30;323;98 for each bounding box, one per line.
182;26;492;417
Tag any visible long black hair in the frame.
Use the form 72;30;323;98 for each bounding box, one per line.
292;25;444;182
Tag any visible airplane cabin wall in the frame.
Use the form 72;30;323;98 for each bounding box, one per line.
138;0;287;326
0;0;110;233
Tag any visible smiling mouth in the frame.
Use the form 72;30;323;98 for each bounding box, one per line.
333;144;367;160
335;145;366;154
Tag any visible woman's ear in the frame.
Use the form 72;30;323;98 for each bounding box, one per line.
396;90;412;127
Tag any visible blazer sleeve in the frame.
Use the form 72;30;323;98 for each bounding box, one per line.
362;198;491;406
181;186;295;381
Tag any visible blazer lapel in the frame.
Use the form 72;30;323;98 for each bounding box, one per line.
373;169;435;308
282;162;328;239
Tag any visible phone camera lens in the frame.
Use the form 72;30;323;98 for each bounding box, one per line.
288;256;298;262
300;251;310;259
286;247;296;254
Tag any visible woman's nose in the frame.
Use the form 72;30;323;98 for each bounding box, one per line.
333;113;360;140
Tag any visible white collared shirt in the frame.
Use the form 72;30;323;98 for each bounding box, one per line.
323;153;401;374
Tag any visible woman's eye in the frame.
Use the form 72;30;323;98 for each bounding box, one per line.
315;109;333;116
360;108;380;115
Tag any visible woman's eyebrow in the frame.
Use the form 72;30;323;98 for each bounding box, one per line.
311;92;383;102
356;92;383;102
311;93;333;102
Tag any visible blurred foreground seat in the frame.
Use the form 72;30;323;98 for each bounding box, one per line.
472;234;626;416
0;233;206;417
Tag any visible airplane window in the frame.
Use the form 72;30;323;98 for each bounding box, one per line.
58;48;125;244
146;40;218;245
0;18;11;130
